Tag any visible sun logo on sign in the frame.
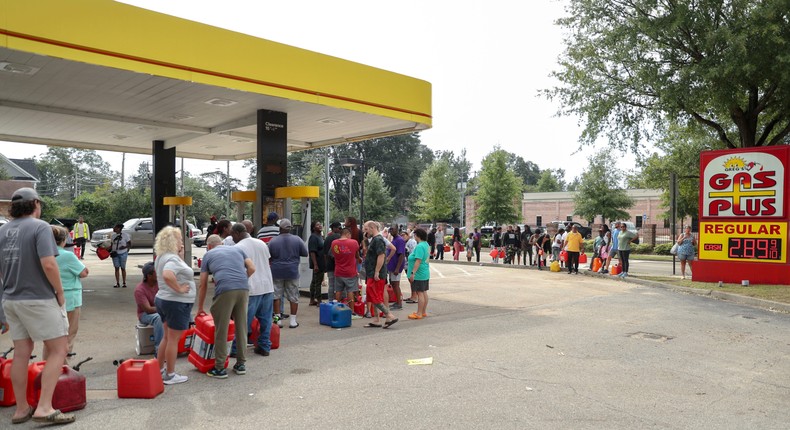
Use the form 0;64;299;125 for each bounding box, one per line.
723;157;746;169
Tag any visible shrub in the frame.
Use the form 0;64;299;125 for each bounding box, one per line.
582;239;595;253
653;243;673;255
631;243;654;254
481;238;491;248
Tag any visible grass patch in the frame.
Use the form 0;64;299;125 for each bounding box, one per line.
628;254;674;262
639;276;790;304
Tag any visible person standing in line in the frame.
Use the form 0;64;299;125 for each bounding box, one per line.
552;226;565;267
206;215;218;236
435;226;445;260
535;228;550;270
230;223;275;357
676;225;697;280
563;225;584;274
521;225;533;266
427;227;437;259
452;227;462;261
52;226;88;359
604;221;622;273
466;233;475;262
135;261;163;357
109;223;131;288
268;219;308;328
616;223;638;278
72;216;89;260
361;221;398;328
407;228;430;320
401;231;419;303
323;222;342;304
308;221;326;307
332;228;361;309
596;225;612;273
387;226;406;310
256;212;280;243
473;228;482;263
197;234;254;378
491;227;502;263
0;188;76;425
154;226;194;385
214;220;235;247
504;225;518;264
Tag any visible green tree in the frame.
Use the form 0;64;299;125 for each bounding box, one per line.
414;159;457;223
72;185;151;230
129;161;151;192
362;168;395;222
536;169;566;192
476;148;523;225
182;174;228;228
573;153;634;225
36;147;114;204
628;124;721;222
506;153;542;189
546;0;790;151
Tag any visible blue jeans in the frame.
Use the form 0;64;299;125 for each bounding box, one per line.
139;312;163;355
231;292;273;353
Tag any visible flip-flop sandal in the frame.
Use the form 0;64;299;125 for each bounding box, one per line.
407;313;422;320
32;410;75;425
405;299;418;304
11;407;34;424
364;323;382;328
383;318;399;328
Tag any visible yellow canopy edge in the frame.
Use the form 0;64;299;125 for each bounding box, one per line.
275;186;320;199
163;196;193;206
231;191;257;202
0;0;432;126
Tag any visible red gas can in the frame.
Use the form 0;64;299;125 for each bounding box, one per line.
386;284;397;303
0;358;15;406
28;365;87;412
353;298;365;316
177;324;196;355
270;322;280;350
117;359;164;399
188;314;234;373
249;319;260;344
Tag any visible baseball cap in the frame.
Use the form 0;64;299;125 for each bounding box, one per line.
278;218;292;229
267;212;279;221
11;187;40;202
142;261;155;281
329;221;341;229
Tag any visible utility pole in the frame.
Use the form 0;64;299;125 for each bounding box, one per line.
121;152;126;188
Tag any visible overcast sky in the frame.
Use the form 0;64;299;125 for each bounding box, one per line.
7;0;634;183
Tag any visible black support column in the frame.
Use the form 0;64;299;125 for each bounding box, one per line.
152;140;176;235
255;110;288;229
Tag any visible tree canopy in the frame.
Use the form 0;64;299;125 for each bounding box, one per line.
414;159;457;223
547;0;790;151
475;148;523;225
573;152;634;224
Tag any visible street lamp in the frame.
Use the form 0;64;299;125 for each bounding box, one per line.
338;157;365;222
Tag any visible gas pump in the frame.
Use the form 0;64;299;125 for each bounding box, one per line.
163;196;193;264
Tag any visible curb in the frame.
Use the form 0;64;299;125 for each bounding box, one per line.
430;258;790;314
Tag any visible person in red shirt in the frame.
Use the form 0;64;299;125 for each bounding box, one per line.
331;228;361;306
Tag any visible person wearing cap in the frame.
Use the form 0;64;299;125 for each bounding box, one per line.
0;188;76;425
206;215;218;236
256;212;281;243
323;221;342;303
51;225;89;359
268;218;308;328
109;223;132;288
134;261;163;356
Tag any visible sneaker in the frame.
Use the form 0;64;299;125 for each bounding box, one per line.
276;319;283;328
390;304;402;310
206;368;228;379
253;347;270;357
351;313;363;320
163;372;188;385
289;322;299;329
232;363;246;375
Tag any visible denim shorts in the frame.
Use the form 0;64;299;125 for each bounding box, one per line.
155;297;193;331
112;252;128;269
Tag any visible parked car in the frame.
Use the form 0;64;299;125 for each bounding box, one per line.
193;232;207;247
91;218;198;249
480;225;495;238
610;221;640;244
552;221;593;239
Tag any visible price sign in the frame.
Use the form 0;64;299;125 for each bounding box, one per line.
699;221;787;263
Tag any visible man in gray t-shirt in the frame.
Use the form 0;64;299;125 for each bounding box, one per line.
0;188;75;424
197;234;254;378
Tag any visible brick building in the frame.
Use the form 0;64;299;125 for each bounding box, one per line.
465;189;690;231
0;154;39;217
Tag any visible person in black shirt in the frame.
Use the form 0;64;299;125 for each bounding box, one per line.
521;225;533;265
427;228;437;259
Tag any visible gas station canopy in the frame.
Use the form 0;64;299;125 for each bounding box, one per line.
0;0;432;159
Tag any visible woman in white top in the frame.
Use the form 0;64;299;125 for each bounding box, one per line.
154;226;195;385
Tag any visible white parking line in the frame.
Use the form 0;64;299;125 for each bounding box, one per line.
453;265;471;276
431;265;446;278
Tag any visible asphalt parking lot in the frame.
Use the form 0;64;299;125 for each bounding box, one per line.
1;247;788;429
